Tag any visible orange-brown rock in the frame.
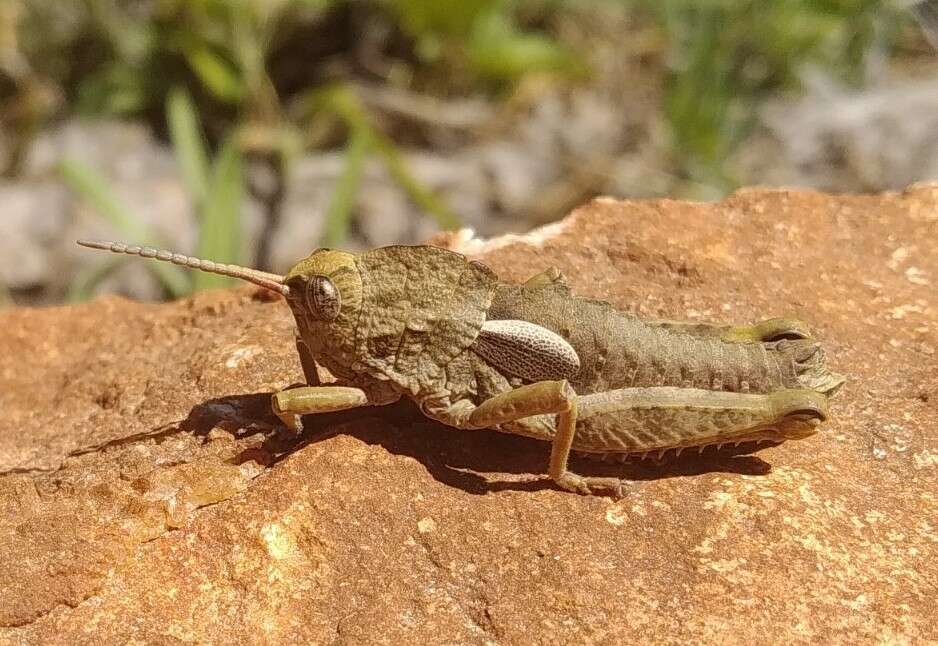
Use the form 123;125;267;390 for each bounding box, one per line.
1;186;936;644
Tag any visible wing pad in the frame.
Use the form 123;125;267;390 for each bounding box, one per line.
472;319;580;382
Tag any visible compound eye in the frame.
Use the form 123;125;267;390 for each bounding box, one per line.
305;276;340;321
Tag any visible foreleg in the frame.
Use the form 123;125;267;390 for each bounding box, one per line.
295;335;321;386
272;386;370;432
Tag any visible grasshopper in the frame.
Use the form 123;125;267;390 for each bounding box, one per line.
78;240;845;496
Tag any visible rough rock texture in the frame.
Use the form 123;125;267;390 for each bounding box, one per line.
1;186;937;644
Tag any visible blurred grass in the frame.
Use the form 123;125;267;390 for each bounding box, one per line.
8;0;908;183
194;137;243;291
58;157;192;298
306;83;461;247
169;85;243;291
643;0;906;188
387;0;585;85
322;128;370;249
0;0;919;301
66;255;128;303
60;86;244;298
167;86;210;204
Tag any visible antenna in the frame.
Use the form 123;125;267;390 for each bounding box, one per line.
76;240;289;296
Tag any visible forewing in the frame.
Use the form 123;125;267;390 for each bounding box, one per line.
472;319;581;382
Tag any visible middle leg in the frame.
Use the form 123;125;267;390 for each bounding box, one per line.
460;380;626;496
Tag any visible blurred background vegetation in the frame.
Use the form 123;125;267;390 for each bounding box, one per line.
0;0;935;303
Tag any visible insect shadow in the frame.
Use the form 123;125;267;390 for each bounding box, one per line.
172;391;774;496
18;391;772;493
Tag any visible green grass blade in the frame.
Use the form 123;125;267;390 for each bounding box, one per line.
59;157;191;298
321;130;369;248
306;83;460;234
66;256;126;303
371;132;460;230
186;47;244;103
167;86;210;205
468;10;586;83
60;157;148;238
194;137;243;291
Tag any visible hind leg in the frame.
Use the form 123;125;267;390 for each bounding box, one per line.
451;380;625;496
443;382;827;497
576;386;829;455
724;318;813;343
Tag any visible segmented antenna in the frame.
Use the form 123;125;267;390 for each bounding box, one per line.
76;239;289;296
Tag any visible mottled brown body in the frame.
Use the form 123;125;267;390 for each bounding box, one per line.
483;280;843;454
78;240;845;496
490;283;818;395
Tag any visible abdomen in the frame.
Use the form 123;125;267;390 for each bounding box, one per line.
487;283;823;396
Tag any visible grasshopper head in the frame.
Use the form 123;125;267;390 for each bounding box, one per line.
75;239;364;364
74;242;363;323
282;249;363;329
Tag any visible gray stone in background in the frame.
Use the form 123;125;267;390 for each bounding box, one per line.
2;116;572;299
0;182;69;292
14;120;195;301
736;76;938;192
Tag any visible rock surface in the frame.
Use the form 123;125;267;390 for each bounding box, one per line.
1;186;937;644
